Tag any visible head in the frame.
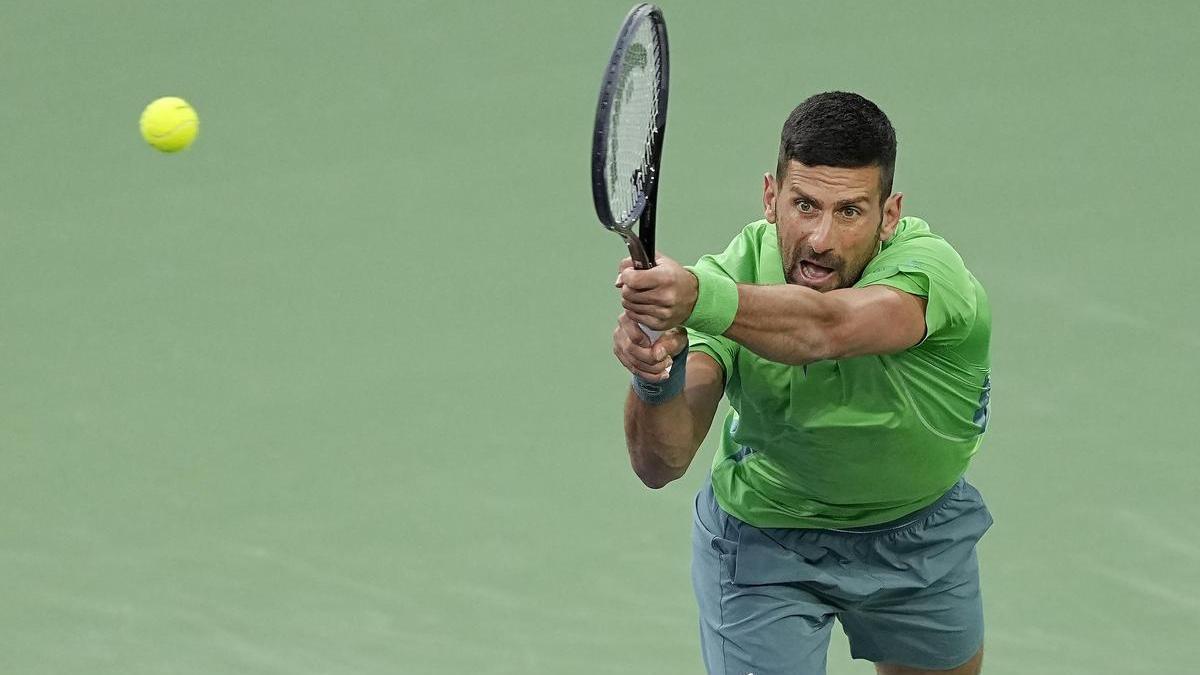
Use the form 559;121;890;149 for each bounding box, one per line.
764;92;903;291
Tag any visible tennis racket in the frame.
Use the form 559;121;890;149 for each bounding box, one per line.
591;3;670;342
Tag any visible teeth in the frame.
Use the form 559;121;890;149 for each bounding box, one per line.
802;262;829;278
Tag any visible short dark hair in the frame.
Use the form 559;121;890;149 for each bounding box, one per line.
776;92;897;200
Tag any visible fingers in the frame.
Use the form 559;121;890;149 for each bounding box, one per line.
620;288;679;331
616;266;675;330
621;292;685;330
617;257;635;272
617;310;651;346
612;254;689;377
658;328;688;357
624;310;670;331
618;312;662;357
621;285;681;309
620;359;671;382
617;265;669;292
621;315;680;364
613;312;675;380
613;339;673;380
614;257;634;288
621;300;667;318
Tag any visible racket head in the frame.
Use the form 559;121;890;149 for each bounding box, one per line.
590;4;669;266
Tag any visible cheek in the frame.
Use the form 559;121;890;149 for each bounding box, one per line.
845;223;876;249
777;216;811;243
846;232;880;267
776;223;804;261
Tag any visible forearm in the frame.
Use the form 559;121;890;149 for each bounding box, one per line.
723;284;842;365
623;390;706;488
620;349;724;489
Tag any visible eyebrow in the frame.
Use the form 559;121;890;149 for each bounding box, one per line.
790;188;870;209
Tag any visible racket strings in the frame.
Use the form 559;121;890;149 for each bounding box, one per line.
605;19;664;226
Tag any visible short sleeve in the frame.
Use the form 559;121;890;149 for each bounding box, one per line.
686;328;738;383
858;227;977;347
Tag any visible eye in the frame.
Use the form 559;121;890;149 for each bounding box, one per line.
840;206;861;218
795;200;814;214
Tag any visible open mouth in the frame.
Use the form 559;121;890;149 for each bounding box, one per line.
798;260;836;285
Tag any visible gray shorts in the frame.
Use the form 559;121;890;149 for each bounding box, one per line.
691;477;992;674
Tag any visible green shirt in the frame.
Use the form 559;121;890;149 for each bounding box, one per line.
688;217;992;529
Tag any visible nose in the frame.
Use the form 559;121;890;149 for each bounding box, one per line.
807;213;835;254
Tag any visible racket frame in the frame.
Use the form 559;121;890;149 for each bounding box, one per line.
590;3;670;272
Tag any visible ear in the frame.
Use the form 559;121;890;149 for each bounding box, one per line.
880;192;903;242
763;173;778;223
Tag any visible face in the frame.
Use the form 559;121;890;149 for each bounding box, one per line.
764;161;903;292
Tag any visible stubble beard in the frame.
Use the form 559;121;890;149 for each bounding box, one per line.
782;222;883;291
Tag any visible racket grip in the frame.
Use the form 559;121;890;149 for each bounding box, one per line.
638;324;662;342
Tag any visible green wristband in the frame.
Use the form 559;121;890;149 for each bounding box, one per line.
683;266;739;335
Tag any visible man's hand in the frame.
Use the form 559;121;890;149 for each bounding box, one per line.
615;255;699;331
612;311;687;382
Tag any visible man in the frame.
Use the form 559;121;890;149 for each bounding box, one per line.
611;92;993;675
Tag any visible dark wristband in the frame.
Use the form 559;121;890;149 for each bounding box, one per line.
632;342;689;405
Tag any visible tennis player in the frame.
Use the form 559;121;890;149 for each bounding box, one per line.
612;92;992;675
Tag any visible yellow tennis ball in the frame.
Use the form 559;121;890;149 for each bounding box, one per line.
139;97;199;152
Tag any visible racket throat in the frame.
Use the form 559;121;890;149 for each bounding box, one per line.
620;231;654;269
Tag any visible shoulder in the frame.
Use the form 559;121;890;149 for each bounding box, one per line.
740;219;775;240
860;217;972;289
880;217;966;272
859;217;987;349
692;220;779;282
726;219;777;256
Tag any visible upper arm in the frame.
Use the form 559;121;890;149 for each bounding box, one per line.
855;233;979;347
682;351;726;444
825;285;928;359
